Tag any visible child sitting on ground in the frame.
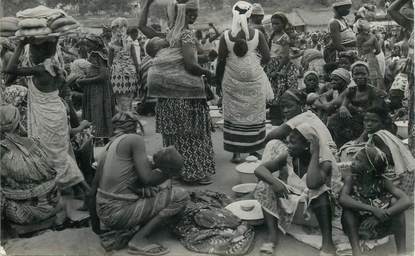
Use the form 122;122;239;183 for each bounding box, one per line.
339;146;412;256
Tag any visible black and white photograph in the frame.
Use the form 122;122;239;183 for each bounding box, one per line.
0;0;414;255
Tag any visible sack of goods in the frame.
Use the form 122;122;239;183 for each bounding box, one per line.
0;17;19;37
49;16;80;33
16;18;52;37
15;5;80;37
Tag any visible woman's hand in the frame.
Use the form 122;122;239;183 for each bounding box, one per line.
371;207;389;222
308;133;320;155
339;106;352;119
271;180;289;197
80;120;92;130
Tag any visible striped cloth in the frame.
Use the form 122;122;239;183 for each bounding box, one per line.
223;120;266;153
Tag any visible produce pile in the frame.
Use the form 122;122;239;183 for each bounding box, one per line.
0;6;80;38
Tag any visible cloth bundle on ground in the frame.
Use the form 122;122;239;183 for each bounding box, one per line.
0;132;61;225
0;17;19;37
172;190;255;256
147;47;206;99
15;5;79;37
67;58;92;81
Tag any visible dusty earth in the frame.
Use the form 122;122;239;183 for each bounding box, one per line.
3;115;414;256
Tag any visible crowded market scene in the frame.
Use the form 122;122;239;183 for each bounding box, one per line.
0;0;414;255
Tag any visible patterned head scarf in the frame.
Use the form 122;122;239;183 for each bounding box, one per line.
251;3;265;16
0;104;20;134
167;0;200;45
351;61;370;73
110;17;129;50
231;1;253;40
304;70;319;80
355;19;371;32
332;68;351;84
112;111;140;136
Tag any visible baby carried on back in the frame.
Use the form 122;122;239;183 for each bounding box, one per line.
146;38;206;100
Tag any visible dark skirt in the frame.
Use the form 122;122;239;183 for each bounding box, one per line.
156;98;215;182
82;81;114;138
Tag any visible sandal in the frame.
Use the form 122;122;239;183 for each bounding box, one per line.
231;154;244;164
198;176;214;185
259;242;275;256
128;243;170;256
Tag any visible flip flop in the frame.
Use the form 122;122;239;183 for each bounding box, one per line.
127;243;170;256
259;242;275;256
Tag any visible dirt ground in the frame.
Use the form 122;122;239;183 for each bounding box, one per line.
3;115;414;256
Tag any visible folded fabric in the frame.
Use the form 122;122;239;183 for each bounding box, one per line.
16;5;65;20
18;18;47;29
54;23;80;33
0;17;19;32
50;16;77;30
15;27;52;37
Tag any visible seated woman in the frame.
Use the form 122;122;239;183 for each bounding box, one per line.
90;112;189;254
1;105;61;226
265;88;337;153
255;123;340;256
339;146;412;256
339;105;415;195
302;70;320;94
327;61;387;147
313;68;351;122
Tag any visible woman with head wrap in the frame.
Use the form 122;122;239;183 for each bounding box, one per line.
327;61;387;147
140;0;216;185
76;34;115;140
313;68;351;122
108;17;140;112
326;0;357;63
0;105;61;227
302;70;320;94
216;1;271;163
266;88;337;152
340;145;412;256
355;19;385;90
255;123;340;256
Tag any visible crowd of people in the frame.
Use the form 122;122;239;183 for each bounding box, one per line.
0;0;414;256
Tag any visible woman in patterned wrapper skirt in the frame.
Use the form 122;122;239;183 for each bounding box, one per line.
109;17;140;112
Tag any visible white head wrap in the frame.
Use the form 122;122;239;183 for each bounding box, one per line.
231;1;253;40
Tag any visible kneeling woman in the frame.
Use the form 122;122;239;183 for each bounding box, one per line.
339;146;412;256
254;123;339;256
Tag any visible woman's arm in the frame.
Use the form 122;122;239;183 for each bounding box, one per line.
138;0;166;39
77;68;108;85
384;180;413;216
208;23;221;42
257;31;271;65
255;153;289;193
182;41;213;78
215;36;228;93
130;44;140;75
373;36;381;55
329;21;347;52
264;124;292;144
306;136;331;189
4;41;35;85
388;0;414;30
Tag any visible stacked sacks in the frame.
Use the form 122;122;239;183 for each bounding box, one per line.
15;5;80;37
16;18;51;37
0;17;19;37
